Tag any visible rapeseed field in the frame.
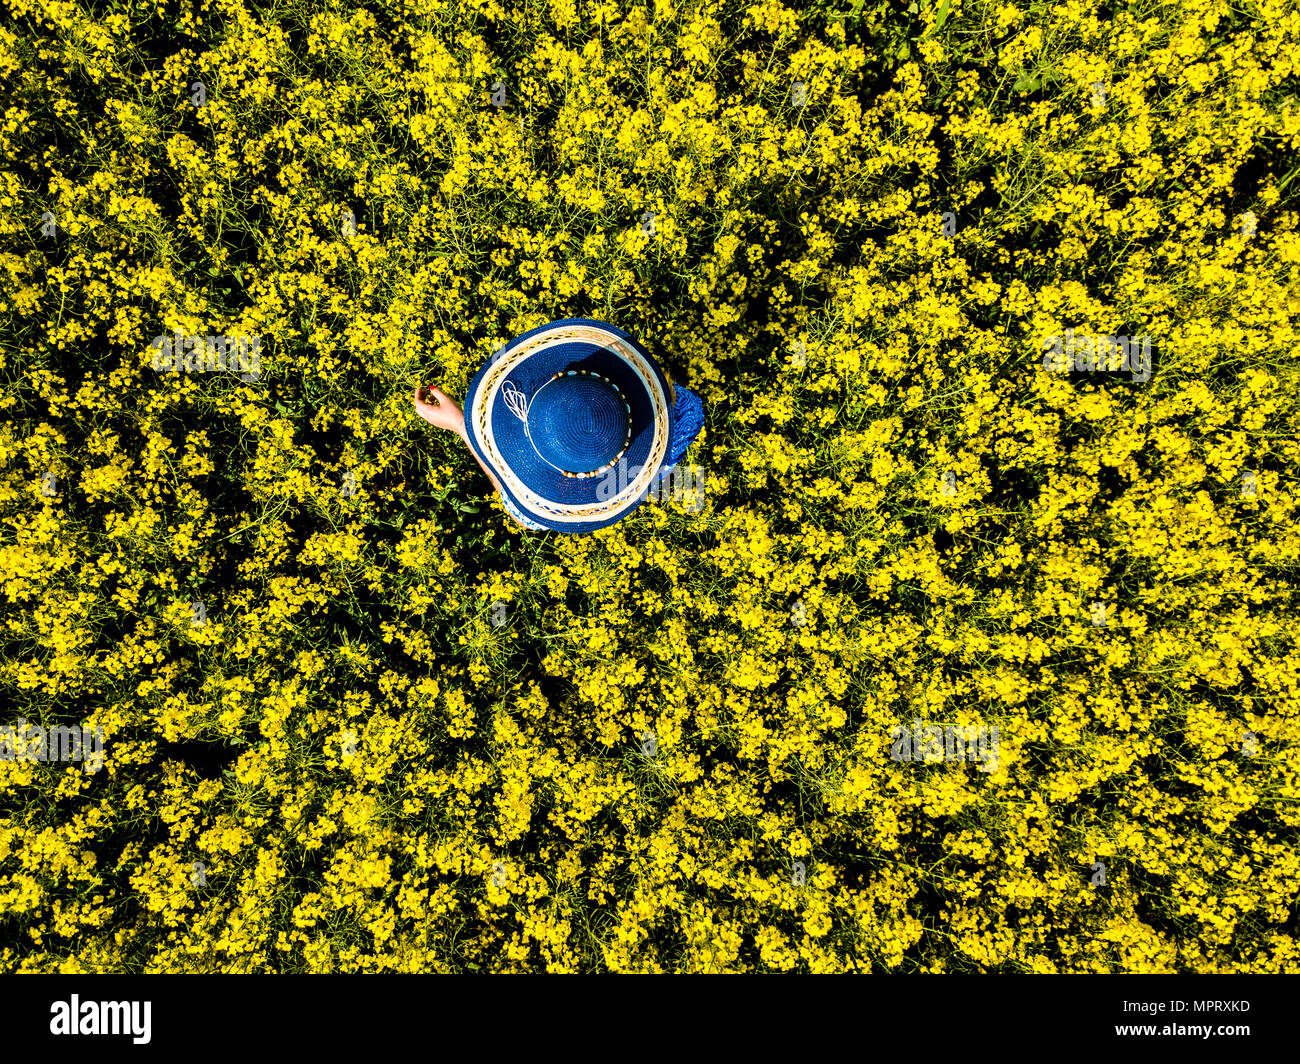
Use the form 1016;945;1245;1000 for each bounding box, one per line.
1;0;1298;972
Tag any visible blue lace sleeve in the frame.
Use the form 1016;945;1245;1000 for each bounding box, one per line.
657;384;704;479
500;492;548;531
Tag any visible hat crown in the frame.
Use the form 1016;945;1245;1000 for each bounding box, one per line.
526;371;630;475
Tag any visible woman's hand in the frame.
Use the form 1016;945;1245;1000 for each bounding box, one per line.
413;384;465;435
414;382;509;497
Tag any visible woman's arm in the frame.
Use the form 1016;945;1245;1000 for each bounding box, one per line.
413;384;513;508
459;428;507;497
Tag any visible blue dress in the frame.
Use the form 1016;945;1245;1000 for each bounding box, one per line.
501;384;705;531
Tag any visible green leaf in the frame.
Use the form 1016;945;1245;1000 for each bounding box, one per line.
1014;71;1041;93
897;41;911;61
934;0;951;32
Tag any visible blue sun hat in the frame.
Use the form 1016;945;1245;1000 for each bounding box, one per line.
463;318;678;533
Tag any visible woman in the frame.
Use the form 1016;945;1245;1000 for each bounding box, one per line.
413;319;704;533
